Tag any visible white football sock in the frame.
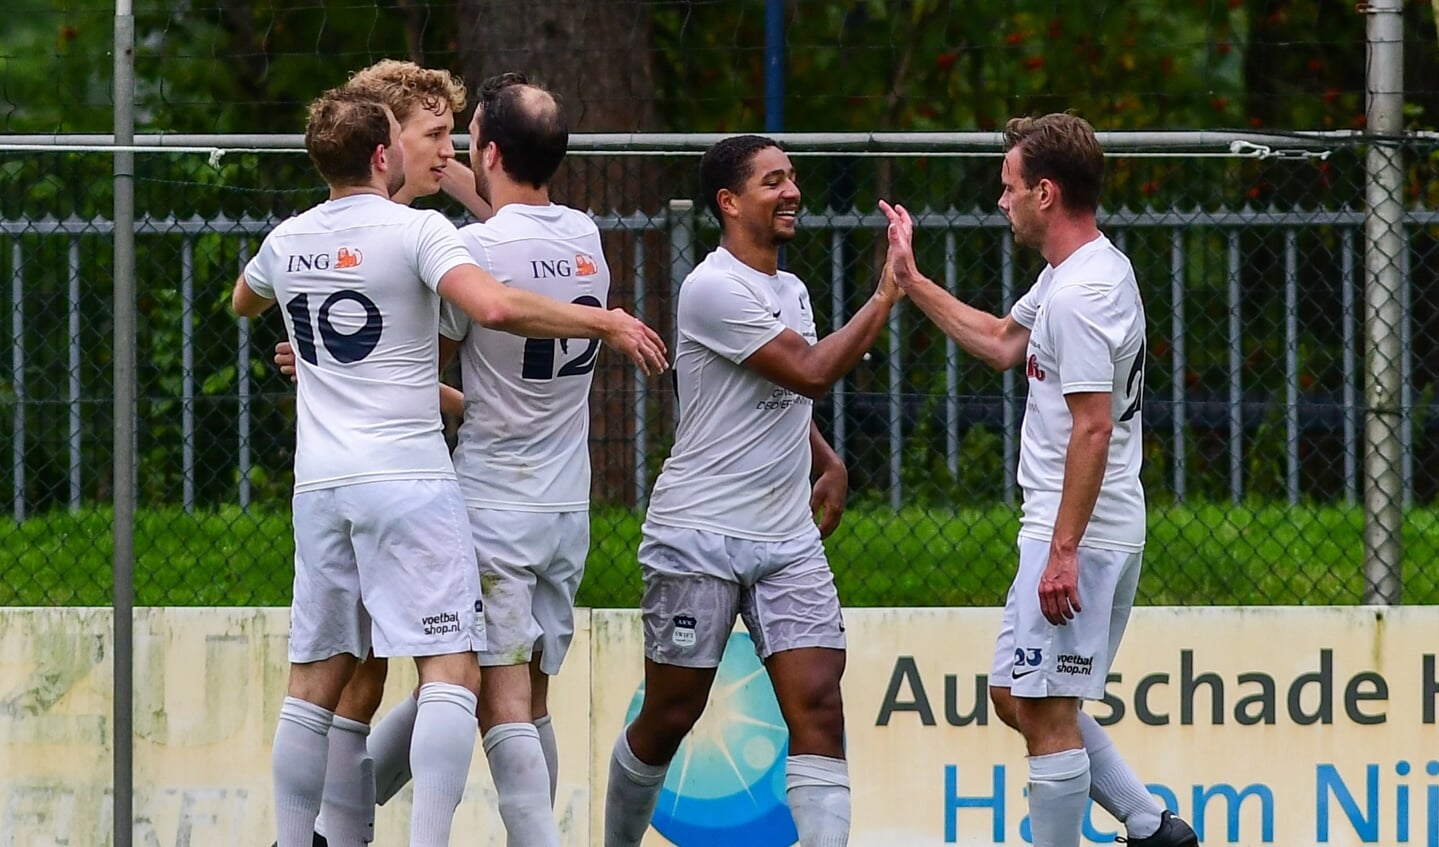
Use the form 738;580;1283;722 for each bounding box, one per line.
1079;711;1161;839
316;715;374;846
272;697;333;847
408;683;478;847
369;693;419;805
534;713;560;806
1027;748;1090;847
484;722;560;847
603;727;668;847
786;754;851;847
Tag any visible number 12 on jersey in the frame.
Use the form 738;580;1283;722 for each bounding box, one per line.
521;295;603;380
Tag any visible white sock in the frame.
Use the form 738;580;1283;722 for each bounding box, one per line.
1079;712;1161;839
603;727;669;847
1026;749;1090;847
273;697;333;847
315;716;375;846
785;754;851;847
370;693;419;805
409;683;478;847
484;722;560;847
534;714;560;806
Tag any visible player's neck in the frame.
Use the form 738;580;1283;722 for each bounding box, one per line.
489;181;550;213
720;235;780;276
1039;216;1101;268
328;183;388;202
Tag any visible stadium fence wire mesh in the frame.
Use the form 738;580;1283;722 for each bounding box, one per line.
1;131;1437;608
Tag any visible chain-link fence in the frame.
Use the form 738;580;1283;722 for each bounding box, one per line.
2;132;1437;608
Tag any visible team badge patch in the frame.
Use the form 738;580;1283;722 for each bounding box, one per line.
672;614;698;648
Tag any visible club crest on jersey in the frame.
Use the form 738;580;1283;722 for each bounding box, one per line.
1026;354;1046;381
336;247;362;268
672;614;697;648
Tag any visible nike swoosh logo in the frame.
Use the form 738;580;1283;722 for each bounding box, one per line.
771;310;781;318
1011;668;1039;679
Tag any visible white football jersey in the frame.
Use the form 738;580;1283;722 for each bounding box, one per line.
438;204;609;511
644;247;819;541
1010;234;1147;552
243;194;474;493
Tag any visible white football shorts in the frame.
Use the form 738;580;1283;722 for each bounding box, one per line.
989;535;1142;700
288;479;484;663
639;523;845;669
469;507;587;675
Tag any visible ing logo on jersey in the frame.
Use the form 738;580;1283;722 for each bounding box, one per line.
336;247;363;269
574;253;599;277
624;632;798;847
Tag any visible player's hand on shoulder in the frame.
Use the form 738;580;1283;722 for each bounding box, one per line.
273;341;298;383
878;200;921;292
601;308;668;376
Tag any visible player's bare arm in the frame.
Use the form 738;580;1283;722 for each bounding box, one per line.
808;421;848;538
436;263;667;375
436;333;465;416
231;273;275;318
439;159;494;221
880;200;1030;371
741;271;901;400
1039;390;1113;626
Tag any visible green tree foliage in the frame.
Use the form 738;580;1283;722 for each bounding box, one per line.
2;0;1437;513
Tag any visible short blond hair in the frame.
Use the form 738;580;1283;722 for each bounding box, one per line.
345;59;466;124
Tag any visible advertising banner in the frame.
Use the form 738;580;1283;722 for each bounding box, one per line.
4;606;1438;845
0;607;594;846
589;607;1439;846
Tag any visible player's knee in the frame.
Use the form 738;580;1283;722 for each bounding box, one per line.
778;678;845;749
338;660;389;719
637;693;706;746
1012;697;1082;754
416;653;481;695
287;655;359;710
989;685;1020;731
529;665;550;720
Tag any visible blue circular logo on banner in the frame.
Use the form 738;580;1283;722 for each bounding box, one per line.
624;632;798;847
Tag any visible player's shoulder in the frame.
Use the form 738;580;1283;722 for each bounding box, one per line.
776;268;807;295
477;203;599;243
680;249;750;295
1052;237;1133;290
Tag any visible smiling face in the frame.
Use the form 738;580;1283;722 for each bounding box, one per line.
721;145;800;247
391;105;455;202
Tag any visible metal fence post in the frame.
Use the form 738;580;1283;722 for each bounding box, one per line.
1170;229;1186;501
10;238;23;522
111;1;137;845
633;237;648;508
1362;0;1404;604
667;199;695;432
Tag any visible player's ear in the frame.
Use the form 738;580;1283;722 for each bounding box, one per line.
483;141;500;172
716;187;740;222
1036;177;1059;211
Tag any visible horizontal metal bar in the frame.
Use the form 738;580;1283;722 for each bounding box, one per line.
1;128;1430;153
6;208;1439;237
0;211;660;236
